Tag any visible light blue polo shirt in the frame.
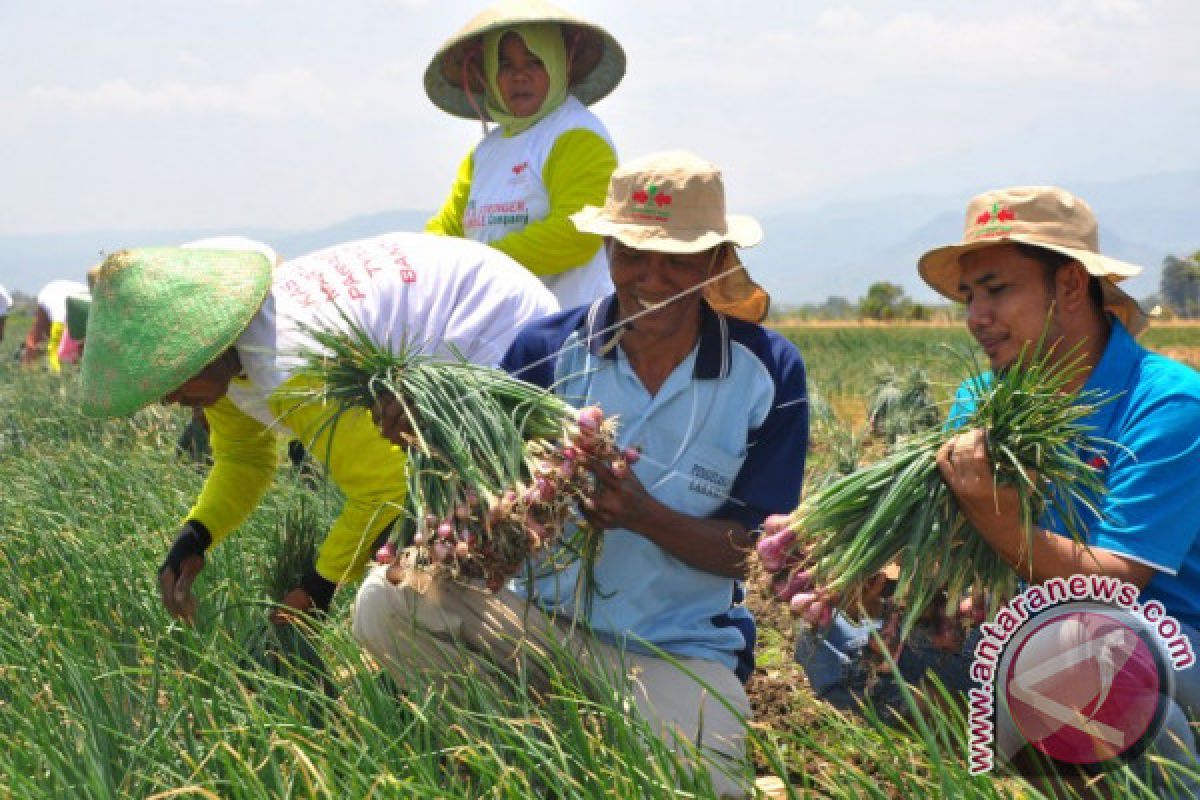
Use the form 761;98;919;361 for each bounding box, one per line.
949;320;1200;628
501;296;809;677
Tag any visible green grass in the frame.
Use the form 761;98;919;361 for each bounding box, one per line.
0;320;1196;798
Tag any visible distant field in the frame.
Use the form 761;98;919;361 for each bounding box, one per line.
771;321;1200;426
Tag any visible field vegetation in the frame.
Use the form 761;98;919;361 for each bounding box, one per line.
1;317;1197;798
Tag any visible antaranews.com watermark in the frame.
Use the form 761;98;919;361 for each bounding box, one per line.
967;575;1195;775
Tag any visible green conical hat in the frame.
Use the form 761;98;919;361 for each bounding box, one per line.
65;293;92;340
81;247;272;418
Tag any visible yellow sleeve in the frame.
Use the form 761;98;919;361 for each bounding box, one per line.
424;150;473;238
186;394;279;545
490;128;616;276
47;321;64;373
270;378;409;585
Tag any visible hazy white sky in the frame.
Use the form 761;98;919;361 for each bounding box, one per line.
2;0;1198;235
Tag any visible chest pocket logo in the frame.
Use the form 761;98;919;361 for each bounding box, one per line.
508;161;531;186
685;446;740;502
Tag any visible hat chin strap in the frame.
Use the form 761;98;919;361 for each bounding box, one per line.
565;28;581;80
460;51;491;135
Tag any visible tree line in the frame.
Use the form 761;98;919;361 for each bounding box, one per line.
1156;251;1200;319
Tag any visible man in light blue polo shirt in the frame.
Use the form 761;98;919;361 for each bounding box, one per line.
791;185;1199;793
354;151;808;798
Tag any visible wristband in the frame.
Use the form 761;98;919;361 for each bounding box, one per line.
159;520;212;578
299;567;337;614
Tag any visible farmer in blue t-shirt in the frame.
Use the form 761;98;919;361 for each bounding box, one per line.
784;186;1199;793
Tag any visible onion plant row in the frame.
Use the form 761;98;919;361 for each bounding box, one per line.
761;341;1113;635
1;331;1184;799
287;316;621;598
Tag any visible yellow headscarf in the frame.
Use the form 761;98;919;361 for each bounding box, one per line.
482;23;568;137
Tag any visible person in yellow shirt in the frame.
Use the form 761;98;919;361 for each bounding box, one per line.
81;233;557;621
22;279;88;372
424;0;623;309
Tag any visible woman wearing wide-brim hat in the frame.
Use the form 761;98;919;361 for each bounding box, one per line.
424;0;624;310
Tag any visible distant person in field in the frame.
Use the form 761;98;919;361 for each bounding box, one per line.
23;279;89;372
424;0;621;309
775;186;1199;793
0;283;11;344
80;233;557;624
355;152;809;799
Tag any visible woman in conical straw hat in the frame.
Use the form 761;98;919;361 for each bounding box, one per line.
424;0;624;310
356;152;809;799
81;233;557;625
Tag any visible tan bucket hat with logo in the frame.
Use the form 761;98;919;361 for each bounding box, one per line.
571;150;770;322
425;0;625;121
919;186;1148;335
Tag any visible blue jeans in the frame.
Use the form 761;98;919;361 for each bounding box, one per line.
1156;622;1199;795
796;614;1199;792
793;611;976;721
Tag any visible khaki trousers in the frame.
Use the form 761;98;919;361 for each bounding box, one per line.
352;563;754;798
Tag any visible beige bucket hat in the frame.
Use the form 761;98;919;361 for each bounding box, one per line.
919;186;1148;335
571;150;770;322
425;0;625;120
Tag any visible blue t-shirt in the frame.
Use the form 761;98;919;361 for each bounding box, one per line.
948;321;1200;628
501;296;809;679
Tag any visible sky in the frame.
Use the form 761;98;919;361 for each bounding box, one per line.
2;0;1198;238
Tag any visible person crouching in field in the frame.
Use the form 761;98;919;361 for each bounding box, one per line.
23;279;89;372
0;283;11;345
80;233;558;623
779;186;1200;793
353;152;810;798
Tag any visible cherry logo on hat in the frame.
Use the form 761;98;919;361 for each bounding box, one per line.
512;161;529;175
977;202;1016;227
972;202;1019;239
632;185;673;207
630;185;674;221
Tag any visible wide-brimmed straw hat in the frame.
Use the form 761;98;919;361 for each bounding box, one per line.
571;150;770;322
425;0;625;120
81;247;272;418
919;186;1148;335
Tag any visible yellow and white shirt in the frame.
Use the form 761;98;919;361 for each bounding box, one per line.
36;279;88;372
427;95;617;310
189;233;559;585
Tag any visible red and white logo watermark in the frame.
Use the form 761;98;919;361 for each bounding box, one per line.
967;576;1194;775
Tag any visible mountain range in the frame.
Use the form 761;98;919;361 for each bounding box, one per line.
2;171;1196;307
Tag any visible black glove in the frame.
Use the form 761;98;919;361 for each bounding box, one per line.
299;567;336;614
159;520;212;580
